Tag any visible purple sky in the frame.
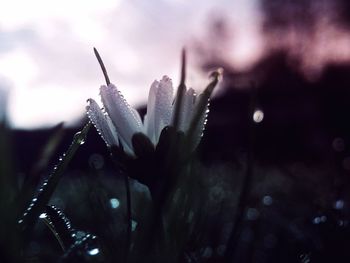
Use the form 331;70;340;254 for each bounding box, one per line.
0;0;263;128
1;0;350;128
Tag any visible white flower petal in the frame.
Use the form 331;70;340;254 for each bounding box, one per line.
86;99;119;147
154;76;173;142
100;84;142;150
132;108;143;133
143;113;149;136
145;80;158;143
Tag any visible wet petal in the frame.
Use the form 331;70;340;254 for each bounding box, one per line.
143;113;149;136
154;76;173;142
86;99;119;147
145;80;159;144
100;84;142;150
132;108;143;132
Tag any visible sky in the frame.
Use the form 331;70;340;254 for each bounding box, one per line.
2;0;350;129
0;0;262;129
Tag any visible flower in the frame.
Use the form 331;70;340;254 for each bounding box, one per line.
87;72;221;157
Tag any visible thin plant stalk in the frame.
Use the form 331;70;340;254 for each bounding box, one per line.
224;84;257;262
172;48;186;130
93;47;132;261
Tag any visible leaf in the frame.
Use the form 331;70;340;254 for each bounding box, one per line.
186;69;222;152
17;122;64;217
40;205;76;251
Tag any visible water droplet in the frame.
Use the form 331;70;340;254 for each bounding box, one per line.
334;200;344;210
78;137;85;145
75;231;86;240
39;213;47;219
313;217;321;224
132;220;138;232
253;109;264;123
87;248;99;256
262;195;273;206
109;198;120;209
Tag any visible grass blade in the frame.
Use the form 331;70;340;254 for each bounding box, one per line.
18;122;91;239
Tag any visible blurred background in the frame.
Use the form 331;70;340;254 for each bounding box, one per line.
3;0;350;262
0;0;261;129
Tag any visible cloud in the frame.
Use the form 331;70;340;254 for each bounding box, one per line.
0;0;262;128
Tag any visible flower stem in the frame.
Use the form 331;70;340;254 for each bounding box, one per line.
224;84;257;262
123;169;132;261
93;48;132;261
